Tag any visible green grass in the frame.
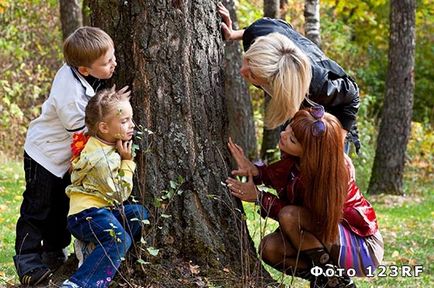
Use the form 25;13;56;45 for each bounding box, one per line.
0;161;24;284
0;161;432;287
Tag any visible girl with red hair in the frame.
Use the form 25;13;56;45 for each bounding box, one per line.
226;106;383;288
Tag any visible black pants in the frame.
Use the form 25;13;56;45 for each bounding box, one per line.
14;152;71;276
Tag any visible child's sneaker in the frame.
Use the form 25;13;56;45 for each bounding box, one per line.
61;279;81;288
19;267;52;285
74;239;95;267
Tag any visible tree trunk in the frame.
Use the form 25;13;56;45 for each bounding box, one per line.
87;1;271;286
59;0;83;40
264;0;280;19
221;0;257;159
368;0;416;195
261;0;281;163
280;0;289;19
304;0;321;47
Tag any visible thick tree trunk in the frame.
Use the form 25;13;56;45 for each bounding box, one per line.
368;0;416;195
261;0;281;163
87;1;271;286
221;0;257;159
304;0;321;47
59;0;83;40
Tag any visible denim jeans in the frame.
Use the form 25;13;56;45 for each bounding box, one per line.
67;204;148;288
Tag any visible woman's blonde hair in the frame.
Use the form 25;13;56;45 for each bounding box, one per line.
245;32;312;129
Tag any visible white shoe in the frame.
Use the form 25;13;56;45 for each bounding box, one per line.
73;239;95;268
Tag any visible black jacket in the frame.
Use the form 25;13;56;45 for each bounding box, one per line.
243;18;360;134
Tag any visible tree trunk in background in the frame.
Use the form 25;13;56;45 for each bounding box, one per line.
221;0;257;159
261;0;281;163
87;1;271;286
264;0;280;19
368;0;416;195
59;0;82;40
280;0;289;19
304;0;321;47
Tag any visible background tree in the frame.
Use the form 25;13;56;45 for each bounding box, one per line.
86;0;270;286
264;0;279;18
368;0;416;195
59;0;82;40
304;0;321;47
260;0;281;163
221;0;257;159
280;0;289;19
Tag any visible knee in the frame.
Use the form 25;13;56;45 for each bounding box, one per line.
259;236;280;265
278;206;299;227
117;229;132;253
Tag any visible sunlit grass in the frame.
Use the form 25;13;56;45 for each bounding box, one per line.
0;161;24;285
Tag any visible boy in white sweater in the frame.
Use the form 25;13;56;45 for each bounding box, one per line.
14;26;117;286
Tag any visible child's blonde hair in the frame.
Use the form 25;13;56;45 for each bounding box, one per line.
63;26;114;68
245;32;312;129
85;86;131;136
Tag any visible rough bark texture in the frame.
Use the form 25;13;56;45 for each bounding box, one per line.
304;0;321;47
368;0;416;195
221;0;257;159
86;1;271;286
261;0;281;163
59;0;83;40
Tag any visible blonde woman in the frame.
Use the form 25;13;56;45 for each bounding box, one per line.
218;3;360;151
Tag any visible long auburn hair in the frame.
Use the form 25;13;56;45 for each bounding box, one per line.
291;109;349;243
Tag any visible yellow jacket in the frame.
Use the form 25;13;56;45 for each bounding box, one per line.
66;136;136;216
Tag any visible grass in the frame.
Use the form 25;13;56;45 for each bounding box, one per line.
0;159;432;287
0;161;24;284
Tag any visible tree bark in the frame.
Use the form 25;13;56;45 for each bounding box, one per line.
264;0;280;19
87;1;271;286
368;0;416;195
59;0;83;40
221;0;257;159
261;0;281;163
280;0;289;19
304;0;321;47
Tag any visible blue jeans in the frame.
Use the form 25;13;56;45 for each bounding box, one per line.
67;204;148;288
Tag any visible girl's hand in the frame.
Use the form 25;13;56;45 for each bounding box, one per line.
226;170;259;202
116;139;133;160
228;137;258;177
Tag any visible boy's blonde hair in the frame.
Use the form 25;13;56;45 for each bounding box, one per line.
245;32;312;129
85;86;131;136
63;26;114;68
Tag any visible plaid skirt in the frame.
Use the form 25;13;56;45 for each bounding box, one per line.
337;224;384;277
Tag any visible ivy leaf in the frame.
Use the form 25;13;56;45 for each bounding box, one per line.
147;247;159;256
141;219;150;225
136;258;150;265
